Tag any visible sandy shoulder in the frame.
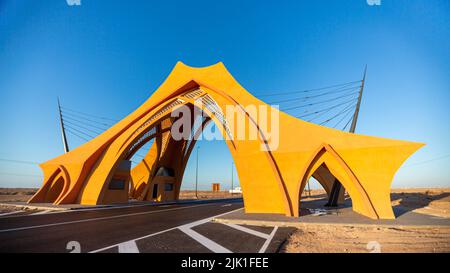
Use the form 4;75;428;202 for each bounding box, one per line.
283;188;450;253
281;225;450;253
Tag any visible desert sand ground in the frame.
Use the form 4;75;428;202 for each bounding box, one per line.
281;188;450;253
281;224;450;253
0;188;37;203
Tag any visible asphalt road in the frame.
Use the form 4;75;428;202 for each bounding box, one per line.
0;199;292;253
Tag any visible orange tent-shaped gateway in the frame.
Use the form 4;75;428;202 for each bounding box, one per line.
29;62;424;219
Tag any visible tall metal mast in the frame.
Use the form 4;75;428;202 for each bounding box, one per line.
350;65;367;133
58;98;69;153
326;66;367;207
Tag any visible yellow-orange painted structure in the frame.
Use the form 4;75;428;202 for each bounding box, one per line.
29;62;424;219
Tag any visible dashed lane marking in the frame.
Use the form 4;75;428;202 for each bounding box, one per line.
30;210;51;216
118;240;140;253
0;211;23;217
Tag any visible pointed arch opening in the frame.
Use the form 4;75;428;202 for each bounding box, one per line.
76;82;291;215
96;88;242;204
295;144;379;219
299;163;348;216
179;120;240;200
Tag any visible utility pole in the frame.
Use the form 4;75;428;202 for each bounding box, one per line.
195;146;200;199
326;65;367;207
58;98;69;153
231;162;234;195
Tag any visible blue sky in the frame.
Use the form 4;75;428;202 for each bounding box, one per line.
0;0;449;190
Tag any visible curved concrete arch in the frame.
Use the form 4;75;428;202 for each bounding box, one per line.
294;144;378;218
29;62;423;219
29;165;70;204
184;87;293;215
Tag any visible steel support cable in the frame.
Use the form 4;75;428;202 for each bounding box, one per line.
291;95;357;117
333;105;356;129
267;85;361;104
322;103;357;125
403;154;450;168
306;106;336;123
257;80;362;98
64;124;96;139
0;172;42;177
319;103;358;126
0;158;39;165
61;110;113;127
282;91;359;111
268;85;360;105
66;128;90;142
296;97;358;119
62;119;103;135
342;115;354;131
61;114;110;131
61;106;119;122
307;102;356;123
0;159;41;179
285;91;359;112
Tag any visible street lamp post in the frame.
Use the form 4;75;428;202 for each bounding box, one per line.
231;162;234;195
195;146;200;199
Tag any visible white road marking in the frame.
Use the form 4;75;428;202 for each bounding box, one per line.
0;203;230;234
90;227;178;253
0;209;71;218
179;216;213;229
179;226;232;253
0;204;153;219
89;207;244;253
118;240;140;253
0;211;23;217
30;210;51;215
223;223;270;239
221;204;232;207
258;226;278;253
